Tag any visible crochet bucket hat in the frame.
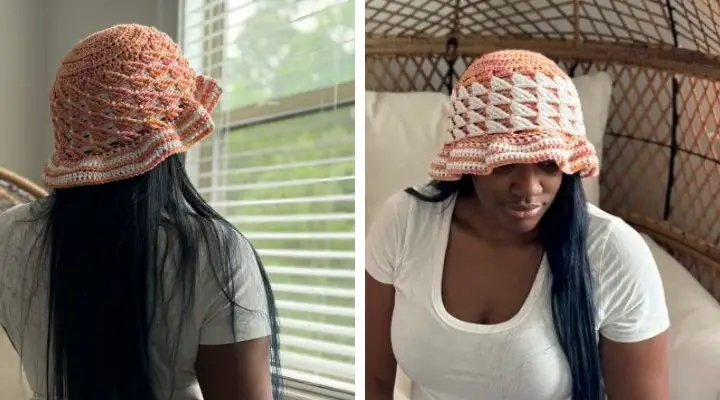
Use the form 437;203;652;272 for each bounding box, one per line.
43;24;222;188
429;49;599;181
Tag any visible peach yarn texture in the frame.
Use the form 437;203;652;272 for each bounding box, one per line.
43;24;222;188
429;49;600;181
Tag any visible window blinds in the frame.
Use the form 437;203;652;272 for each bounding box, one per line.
180;0;355;395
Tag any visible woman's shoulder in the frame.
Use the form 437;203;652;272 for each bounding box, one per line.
0;202;45;281
585;203;623;242
0;202;33;223
190;217;256;259
371;187;452;229
0;201;44;237
390;185;456;213
585;203;646;251
585;203;657;281
585;206;670;339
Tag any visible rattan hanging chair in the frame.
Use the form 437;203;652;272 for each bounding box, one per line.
366;0;720;302
0;167;47;213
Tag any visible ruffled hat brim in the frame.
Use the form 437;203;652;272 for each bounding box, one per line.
429;128;600;181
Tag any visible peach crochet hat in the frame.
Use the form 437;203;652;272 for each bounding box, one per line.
430;49;599;181
43;24;222;188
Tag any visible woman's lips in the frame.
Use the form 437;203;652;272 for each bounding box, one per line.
504;204;542;219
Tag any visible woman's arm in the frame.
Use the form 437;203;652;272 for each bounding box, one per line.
195;232;275;399
196;337;273;400
365;192;411;399
600;333;669;400
596;219;671;400
366;272;398;400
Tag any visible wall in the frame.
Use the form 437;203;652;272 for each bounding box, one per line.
0;0;178;185
0;0;48;184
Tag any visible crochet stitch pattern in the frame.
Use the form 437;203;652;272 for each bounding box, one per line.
429;49;600;181
43;24;222;188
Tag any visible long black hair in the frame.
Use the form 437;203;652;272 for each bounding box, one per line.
22;153;282;399
406;174;602;400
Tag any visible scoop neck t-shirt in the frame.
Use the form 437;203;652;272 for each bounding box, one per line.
366;191;670;400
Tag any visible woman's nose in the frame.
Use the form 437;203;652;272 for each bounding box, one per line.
509;165;543;197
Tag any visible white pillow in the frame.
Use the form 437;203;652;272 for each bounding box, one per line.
571;72;613;205
365;91;450;227
641;234;720;400
365;71;614;228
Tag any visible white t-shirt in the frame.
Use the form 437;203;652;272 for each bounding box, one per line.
0;202;270;400
366;191;670;400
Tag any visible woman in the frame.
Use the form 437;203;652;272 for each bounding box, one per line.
366;50;669;400
0;24;281;400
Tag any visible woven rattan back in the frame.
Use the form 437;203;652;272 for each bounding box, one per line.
366;0;720;300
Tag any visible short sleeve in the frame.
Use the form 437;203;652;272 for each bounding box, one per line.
597;219;670;343
365;191;412;285
197;230;271;345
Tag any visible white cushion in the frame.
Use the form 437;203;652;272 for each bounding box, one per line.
641;234;720;400
364;71;614;229
365;90;450;228
571;72;613;205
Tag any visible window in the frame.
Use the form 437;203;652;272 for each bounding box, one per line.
179;0;355;398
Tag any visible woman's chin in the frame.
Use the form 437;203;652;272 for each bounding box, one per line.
510;220;541;234
497;212;543;236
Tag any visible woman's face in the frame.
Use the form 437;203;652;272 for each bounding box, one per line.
471;162;563;235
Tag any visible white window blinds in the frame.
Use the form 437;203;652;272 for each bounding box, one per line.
179;0;355;396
